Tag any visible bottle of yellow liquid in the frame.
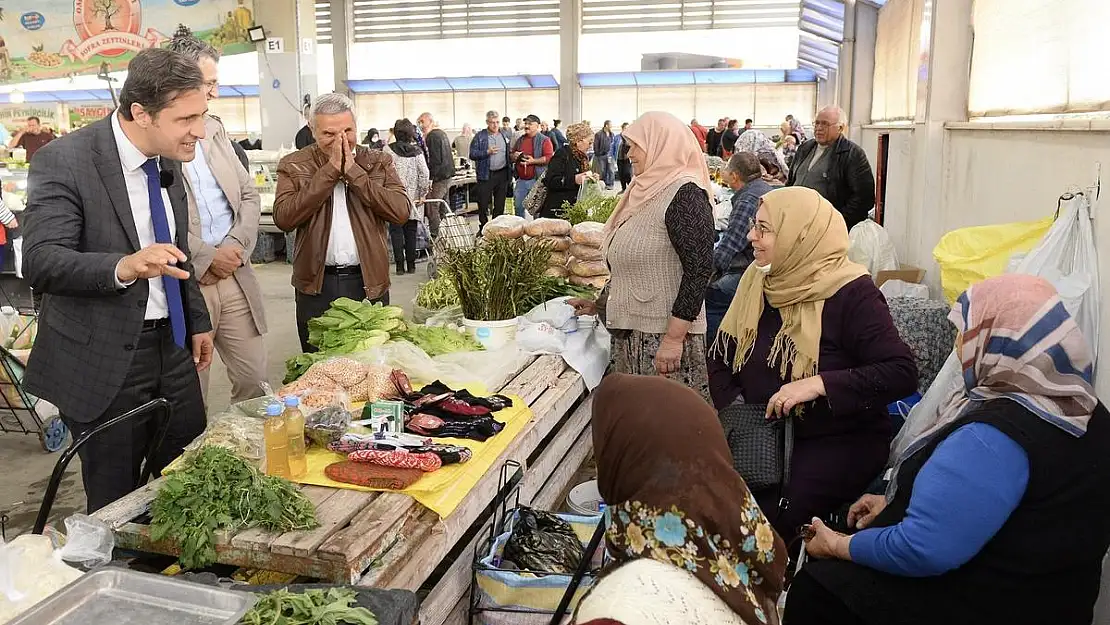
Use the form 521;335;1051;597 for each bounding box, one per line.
284;396;307;479
263;403;291;478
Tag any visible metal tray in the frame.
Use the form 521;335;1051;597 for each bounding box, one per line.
9;568;257;625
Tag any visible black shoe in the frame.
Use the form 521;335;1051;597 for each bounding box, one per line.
406;266;417;274
396;265;405;275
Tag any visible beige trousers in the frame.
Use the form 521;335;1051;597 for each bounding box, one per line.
200;277;268;404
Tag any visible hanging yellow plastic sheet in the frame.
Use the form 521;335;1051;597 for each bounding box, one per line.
933;215;1054;303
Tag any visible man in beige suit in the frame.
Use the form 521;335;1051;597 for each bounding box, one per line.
171;33;268;403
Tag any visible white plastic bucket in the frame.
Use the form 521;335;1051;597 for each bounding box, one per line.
462;317;519;351
567;479;603;516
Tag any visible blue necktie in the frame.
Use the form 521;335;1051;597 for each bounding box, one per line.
140;159;187;349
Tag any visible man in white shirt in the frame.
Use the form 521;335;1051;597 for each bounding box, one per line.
21;48;213;512
273;94;410;352
171;32;268;404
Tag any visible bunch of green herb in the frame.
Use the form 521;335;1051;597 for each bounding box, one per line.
399;325;483;356
562;194;620;225
440;237;553;321
284;351;331;384
240;588;378;625
415;274;459;310
307;299;406;352
151;446;319;570
523;277;599;310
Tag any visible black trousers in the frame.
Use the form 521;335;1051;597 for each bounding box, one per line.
295;270;389;352
618;160;633;190
389;220;418;272
61;324;206;513
476;167;510;229
783;569;867;625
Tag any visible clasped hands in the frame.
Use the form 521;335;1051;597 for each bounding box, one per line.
804;494;888;561
327;134;363;179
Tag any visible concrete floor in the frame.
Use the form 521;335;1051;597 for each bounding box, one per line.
0;261;427;539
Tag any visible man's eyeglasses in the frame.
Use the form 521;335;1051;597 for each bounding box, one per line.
748;218;774;239
813;120;837;128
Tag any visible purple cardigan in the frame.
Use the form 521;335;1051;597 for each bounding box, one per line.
708;276;917;441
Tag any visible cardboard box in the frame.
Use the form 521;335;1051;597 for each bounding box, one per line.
875;265;925;287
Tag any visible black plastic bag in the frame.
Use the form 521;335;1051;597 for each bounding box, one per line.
502;507;583;575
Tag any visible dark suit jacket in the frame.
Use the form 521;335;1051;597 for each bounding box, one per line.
786;135;875;230
22;115;212;423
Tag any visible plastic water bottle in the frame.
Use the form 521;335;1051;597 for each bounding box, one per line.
284;396;307;479
263;403;290;478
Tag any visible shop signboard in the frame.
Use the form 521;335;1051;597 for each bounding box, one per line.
0;0;257;86
0;105;65;132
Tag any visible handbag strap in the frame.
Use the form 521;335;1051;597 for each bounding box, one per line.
779;418;795;512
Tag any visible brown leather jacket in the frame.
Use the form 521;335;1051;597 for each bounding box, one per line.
274;143;410;299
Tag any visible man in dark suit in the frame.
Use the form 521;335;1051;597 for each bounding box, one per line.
22;48;214;513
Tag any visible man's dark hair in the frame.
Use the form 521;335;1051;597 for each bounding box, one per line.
502;116;510;124
168;26;220;63
727;152;761;182
553;119;561;128
26;116;40;124
393;118;416;143
119;48;204;121
727;119;739;129
745;118;753;125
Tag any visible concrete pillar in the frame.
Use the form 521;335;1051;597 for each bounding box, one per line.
259;0;318;150
558;0;582;123
330;0;351;96
817;70;838;113
838;0;878;139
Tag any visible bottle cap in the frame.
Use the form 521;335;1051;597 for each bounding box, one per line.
284;396;300;408
266;403;283;416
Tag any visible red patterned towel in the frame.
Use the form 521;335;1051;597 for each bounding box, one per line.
348;449;443;472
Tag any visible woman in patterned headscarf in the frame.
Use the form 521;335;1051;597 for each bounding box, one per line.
574;373;787;625
786;275;1110;625
540;121;597;218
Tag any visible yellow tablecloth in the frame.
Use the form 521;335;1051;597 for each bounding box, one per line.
292;394;533;518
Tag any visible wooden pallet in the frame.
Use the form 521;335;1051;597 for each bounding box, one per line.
92;355;592;599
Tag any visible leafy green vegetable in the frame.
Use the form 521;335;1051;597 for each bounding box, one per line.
415;274;460;310
441;237;553;321
284;351;331;384
307;299;407;354
150;446;319;570
522;277;599;310
240;587;378;625
398;325;483;357
562;194;620;225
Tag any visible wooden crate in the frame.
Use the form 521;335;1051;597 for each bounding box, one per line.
93;355;592;599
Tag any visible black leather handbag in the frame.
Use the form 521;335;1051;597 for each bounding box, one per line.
718;402;794;494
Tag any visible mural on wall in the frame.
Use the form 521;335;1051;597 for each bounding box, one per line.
0;0;255;85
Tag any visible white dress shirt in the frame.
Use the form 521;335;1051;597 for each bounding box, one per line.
111;111;177;320
184;141;235;246
326;182;360;266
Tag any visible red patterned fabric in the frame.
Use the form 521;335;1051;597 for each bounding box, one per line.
348;449;443;472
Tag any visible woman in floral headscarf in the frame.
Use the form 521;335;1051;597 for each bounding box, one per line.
786;275;1110;625
540;121;596;218
574;373;787;625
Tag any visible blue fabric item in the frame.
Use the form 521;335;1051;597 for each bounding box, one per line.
140;159;187;348
713;178;772;276
514;178;536;218
705;272;742;342
468;129;512;181
610;133;623;160
849;422;1029;577
184;142;235;246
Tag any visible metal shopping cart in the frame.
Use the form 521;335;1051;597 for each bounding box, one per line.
0;307;66;452
424;197;476;279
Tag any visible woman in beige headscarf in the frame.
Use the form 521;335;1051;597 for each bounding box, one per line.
569;111;716;401
707;187;916;545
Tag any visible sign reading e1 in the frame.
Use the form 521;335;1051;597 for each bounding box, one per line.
266;37;285;54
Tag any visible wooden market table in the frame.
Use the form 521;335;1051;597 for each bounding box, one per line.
92;354;593;625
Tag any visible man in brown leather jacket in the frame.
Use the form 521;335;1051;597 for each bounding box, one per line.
274;93;410;352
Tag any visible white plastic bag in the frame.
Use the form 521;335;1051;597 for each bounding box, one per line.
879;279;929;300
0;535;82;624
848;219;898;277
11;238;22;280
1011;193;1100;363
53;514;115;568
517;321;566;353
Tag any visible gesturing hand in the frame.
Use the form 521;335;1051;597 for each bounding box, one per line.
117;244;189;283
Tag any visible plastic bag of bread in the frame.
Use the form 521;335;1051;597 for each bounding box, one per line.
347;363;398;403
545;265;570;278
311;357;369;388
570;274;610;289
569;243;604;261
570;221;605;247
483;215;527;239
539;235;572;252
548;251;569;267
525;218;572;237
570;259;609;277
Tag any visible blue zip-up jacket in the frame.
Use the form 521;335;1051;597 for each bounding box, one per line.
468;128;513;182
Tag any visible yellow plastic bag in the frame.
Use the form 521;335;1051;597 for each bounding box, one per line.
933;216;1054;303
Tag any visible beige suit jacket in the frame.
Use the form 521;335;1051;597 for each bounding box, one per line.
183;115;267;334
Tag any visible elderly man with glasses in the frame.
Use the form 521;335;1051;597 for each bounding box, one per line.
786;106;875;230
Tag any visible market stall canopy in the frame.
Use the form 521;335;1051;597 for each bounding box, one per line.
346;76;558;93
0;85;260;104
